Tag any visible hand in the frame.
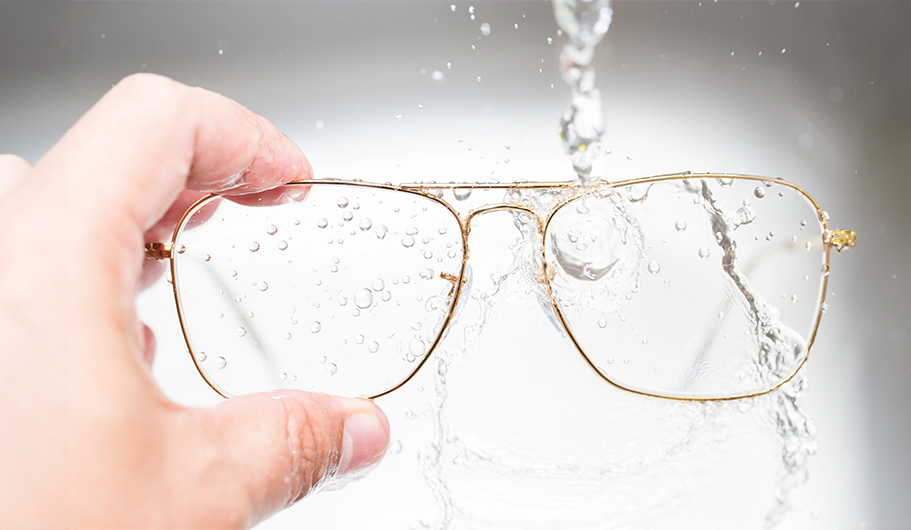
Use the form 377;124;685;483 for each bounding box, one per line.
0;73;390;529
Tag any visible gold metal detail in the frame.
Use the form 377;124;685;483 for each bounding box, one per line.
147;173;855;402
144;242;172;260
825;229;857;252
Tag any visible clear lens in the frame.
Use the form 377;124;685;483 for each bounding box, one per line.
172;183;465;398
545;177;826;399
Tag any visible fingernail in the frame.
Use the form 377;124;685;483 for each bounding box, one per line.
337;410;389;477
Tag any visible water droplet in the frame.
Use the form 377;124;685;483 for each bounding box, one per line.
284;332;292;340
215;356;227;369
547;37;553;45
401;235;415;248
480;22;491;36
409;339;426;357
381;291;392;302
805;241;813;251
338;296;348;306
450;3;456;11
453;188;472;201
698;247;711;259
718;177;734;187
419;268;434;280
354;288;374;309
675;220;687;232
820;302;828;313
606;357;614;365
368;341;380;353
597;319;607;328
423;250;434;260
754;186;766;199
375;225;388;239
310;321;322;333
248;241;260;252
395;114;403;121
791;294;799;303
278;240;288;250
236;327;247;337
329;264;339;273
258;282;269;292
372;279;385;291
266;224;278;235
476;76;482;83
336;196;349;208
342;211;353;222
317;218;328;229
203;253;211;262
401;275;411;284
197;351;207;362
325;363;338;375
647;261;661;274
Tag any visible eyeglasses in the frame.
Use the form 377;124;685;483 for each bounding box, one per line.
145;173;855;402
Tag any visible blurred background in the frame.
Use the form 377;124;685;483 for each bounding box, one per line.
1;1;908;529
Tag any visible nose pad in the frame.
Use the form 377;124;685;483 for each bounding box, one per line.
435;264;473;340
536;288;565;336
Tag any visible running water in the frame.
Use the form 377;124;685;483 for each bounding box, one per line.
552;0;613;190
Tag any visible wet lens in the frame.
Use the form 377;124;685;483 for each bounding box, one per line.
544;177;827;399
172;183;465;398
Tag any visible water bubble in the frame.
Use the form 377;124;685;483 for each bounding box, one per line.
236;327;247;337
354;288;374;309
336;196;349;208
409;339;426;357
402;235;415;248
754;186;766;199
215;356;227;369
258;282;269;292
480;22;491;36
698;247;711;259
310;321;322;333
647;261;661;274
419;268;434;280
368;341;380;353
248;241;260;252
317;218;328;229
675;220;687;232
325;363;338;376
266;224;278;235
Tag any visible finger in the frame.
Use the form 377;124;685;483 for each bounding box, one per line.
0;154;32;199
25;72;312;237
188;392;389;526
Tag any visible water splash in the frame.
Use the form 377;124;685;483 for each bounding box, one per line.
552;0;613;189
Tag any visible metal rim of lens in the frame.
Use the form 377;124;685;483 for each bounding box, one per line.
168;180;469;399
540;174;831;402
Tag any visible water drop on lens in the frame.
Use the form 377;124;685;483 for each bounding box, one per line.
698;247;711;259
258;282;269;292
237;327;247;337
216;356;227;369
355;334;365;344
325;363;338;375
338;296;348;306
266;224;278;235
480;22;491;36
791;294;799;303
354;288;374;309
647;261;661;274
203;254;211;262
419;268;434;280
597;319;607;328
754;186;766;199
342;211;353;222
317;218;328;229
372;279;385;291
284;332;292;340
402;235;415;248
675;220;687;232
376;225;388;239
278;240;288;250
176;244;186;254
453;188;472;201
719;177;734;187
310;321;322;333
381;291;392;302
368;341;380;353
359;218;373;231
197;351;207;362
821;302;828;313
409;339;426;357
249;241;260;252
423;250;433;259
337;196;349;208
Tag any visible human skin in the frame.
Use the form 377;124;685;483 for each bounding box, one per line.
0;73;389;529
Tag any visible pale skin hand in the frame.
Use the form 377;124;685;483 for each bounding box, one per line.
0;73;390;529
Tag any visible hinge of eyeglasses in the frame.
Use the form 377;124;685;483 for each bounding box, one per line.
145;242;173;260
440;272;465;297
824;229;856;252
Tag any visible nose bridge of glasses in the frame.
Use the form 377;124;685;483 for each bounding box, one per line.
464;203;544;237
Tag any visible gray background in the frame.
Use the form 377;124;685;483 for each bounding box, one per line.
1;1;908;528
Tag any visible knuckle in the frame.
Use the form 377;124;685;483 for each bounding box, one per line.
277;396;336;503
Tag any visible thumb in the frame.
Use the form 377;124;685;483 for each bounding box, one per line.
190;392;390;527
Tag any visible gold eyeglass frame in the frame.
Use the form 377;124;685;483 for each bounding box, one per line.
146;172;856;402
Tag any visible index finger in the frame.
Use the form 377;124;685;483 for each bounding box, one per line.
24;73;311;234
